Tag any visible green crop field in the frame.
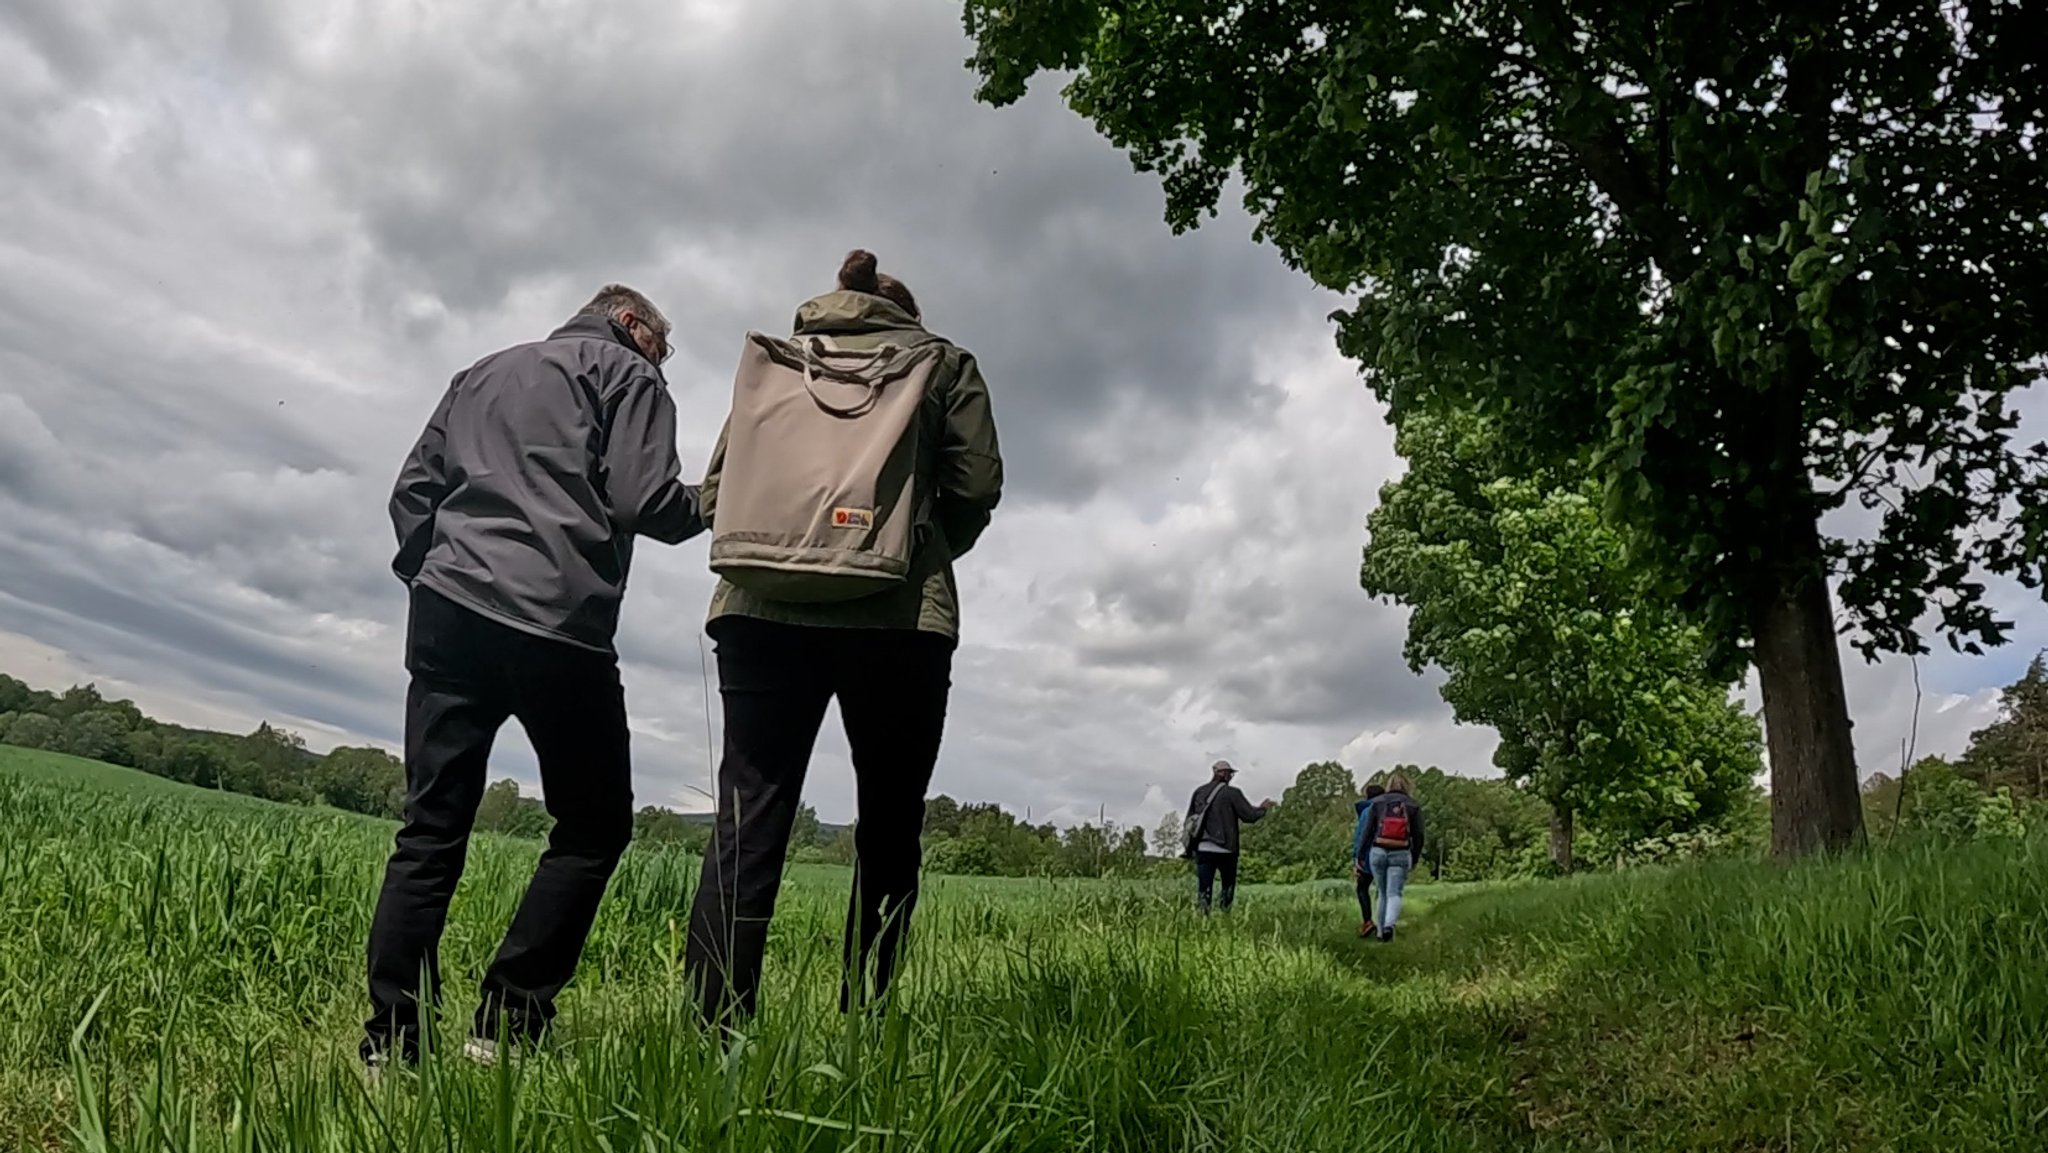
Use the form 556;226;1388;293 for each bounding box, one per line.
2;742;2044;1152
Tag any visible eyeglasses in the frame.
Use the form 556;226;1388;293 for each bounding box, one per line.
630;317;674;364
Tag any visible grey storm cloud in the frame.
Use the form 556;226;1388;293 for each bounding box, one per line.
219;0;1311;503
0;0;2032;828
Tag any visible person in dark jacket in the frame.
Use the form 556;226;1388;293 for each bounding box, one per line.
1350;782;1387;937
1356;773;1426;942
365;285;706;1068
1186;760;1274;912
683;251;1003;1026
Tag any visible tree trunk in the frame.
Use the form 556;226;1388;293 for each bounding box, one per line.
1750;538;1865;858
1548;804;1574;872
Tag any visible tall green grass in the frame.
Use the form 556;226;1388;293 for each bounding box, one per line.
3;743;2043;1151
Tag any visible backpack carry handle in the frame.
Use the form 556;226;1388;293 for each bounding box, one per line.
774;336;938;420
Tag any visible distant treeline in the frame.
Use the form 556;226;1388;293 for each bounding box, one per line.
1;674;410;816
8;660;2040;881
0;672;1146;871
0;672;805;846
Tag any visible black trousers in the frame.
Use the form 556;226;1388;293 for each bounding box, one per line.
1355;868;1375;923
684;616;953;1025
1195;850;1238;912
364;586;634;1055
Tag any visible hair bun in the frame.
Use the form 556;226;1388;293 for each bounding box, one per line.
837;249;881;294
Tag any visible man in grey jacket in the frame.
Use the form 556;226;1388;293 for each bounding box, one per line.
364;285;705;1067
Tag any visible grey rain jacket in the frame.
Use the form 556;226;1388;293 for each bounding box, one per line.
390;313;704;653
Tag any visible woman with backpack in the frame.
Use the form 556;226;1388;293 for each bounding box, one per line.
1356;773;1425;943
1349;782;1387;937
683;250;1004;1025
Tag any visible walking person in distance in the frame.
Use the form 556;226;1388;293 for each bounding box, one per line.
1183;760;1274;913
1350;781;1387;938
683;250;1004;1026
1359;773;1426;942
364;285;706;1069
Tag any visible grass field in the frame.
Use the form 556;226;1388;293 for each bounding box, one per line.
3;742;2044;1152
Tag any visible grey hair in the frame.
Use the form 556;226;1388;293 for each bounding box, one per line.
575;284;668;335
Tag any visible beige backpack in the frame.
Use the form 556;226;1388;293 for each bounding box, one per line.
708;331;947;603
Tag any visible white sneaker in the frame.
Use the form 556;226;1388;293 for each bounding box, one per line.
461;1037;500;1066
363;1049;404;1087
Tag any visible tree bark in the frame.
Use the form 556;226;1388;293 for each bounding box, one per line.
1548;804;1574;872
1750;527;1865;858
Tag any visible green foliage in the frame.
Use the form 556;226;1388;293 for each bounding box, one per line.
1363;411;1764;847
918;794;1155;878
787;802;820;861
0;672;507;833
1959;653;2048;802
1240;761;1550;883
60;709;136;765
965;0;2048;660
2;710;60;751
475;778;552;839
1863;659;2048;841
1240;760;1362;878
1867;756;2034;845
965;0;2048;856
633;806;712;852
0;670;1193;868
5;745;2047;1150
1403;765;1556;879
0;673;55;715
48;683;109;720
163;742;231;790
314;746;406;818
925;834;1000;876
234;723;317;804
1151;810;1183;858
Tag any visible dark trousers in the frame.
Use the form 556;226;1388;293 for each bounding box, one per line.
1355;869;1375;924
364;586;634;1055
684;616;953;1025
1195;850;1238;912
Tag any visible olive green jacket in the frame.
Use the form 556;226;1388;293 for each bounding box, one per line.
700;291;1004;639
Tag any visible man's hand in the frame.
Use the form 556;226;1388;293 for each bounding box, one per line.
1260;798;1276;810
1351;859;1363;878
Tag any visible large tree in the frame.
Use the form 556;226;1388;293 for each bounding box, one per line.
965;0;2048;856
1363;410;1762;865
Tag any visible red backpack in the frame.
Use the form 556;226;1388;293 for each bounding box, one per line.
1374;799;1412;848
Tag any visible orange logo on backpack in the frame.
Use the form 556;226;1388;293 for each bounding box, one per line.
832;508;874;529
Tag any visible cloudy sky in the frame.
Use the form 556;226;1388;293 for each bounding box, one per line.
2;0;2041;830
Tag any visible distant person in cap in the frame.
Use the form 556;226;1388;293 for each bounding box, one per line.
1182;760;1274;912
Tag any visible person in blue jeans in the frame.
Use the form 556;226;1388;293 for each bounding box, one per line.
1356;773;1426;943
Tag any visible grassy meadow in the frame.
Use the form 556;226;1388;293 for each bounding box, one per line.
2;742;2044;1152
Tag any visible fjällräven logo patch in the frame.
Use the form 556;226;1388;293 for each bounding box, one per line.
831;508;875;529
